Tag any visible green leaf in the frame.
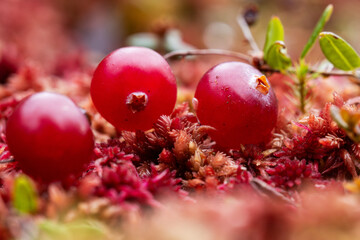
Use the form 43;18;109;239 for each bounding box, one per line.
12;174;38;214
38;219;108;240
300;4;333;59
66;220;108;240
39;220;70;240
263;16;284;61
319;32;360;71
265;41;292;70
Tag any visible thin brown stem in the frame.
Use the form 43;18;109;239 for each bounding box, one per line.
164;49;360;82
317;71;360;85
236;15;261;52
316;70;360;79
164;49;252;63
298;76;307;113
260;66;360;81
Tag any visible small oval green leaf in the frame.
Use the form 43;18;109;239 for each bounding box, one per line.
66;220;108;240
38;220;107;240
300;4;333;59
12;174;38;214
319;32;360;71
265;41;292;71
263;16;284;61
39;220;70;239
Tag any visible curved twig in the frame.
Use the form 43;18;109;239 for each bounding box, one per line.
164;49;252;63
164;49;360;82
236;15;261;52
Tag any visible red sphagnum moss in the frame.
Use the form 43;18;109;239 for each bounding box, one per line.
2;1;360;239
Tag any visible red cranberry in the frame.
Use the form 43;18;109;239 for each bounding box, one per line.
194;62;278;149
91;47;177;131
6;92;94;182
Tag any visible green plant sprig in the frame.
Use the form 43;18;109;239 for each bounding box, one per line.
253;4;360;113
165;4;360;114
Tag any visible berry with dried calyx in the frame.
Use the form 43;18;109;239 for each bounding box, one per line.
5;92;94;182
194;62;278;149
91;46;177;131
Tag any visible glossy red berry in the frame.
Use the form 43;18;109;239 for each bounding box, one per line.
91;46;177;131
6;92;94;182
194;62;278;149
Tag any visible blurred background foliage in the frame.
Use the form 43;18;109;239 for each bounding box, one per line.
52;0;360;60
0;0;359;71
